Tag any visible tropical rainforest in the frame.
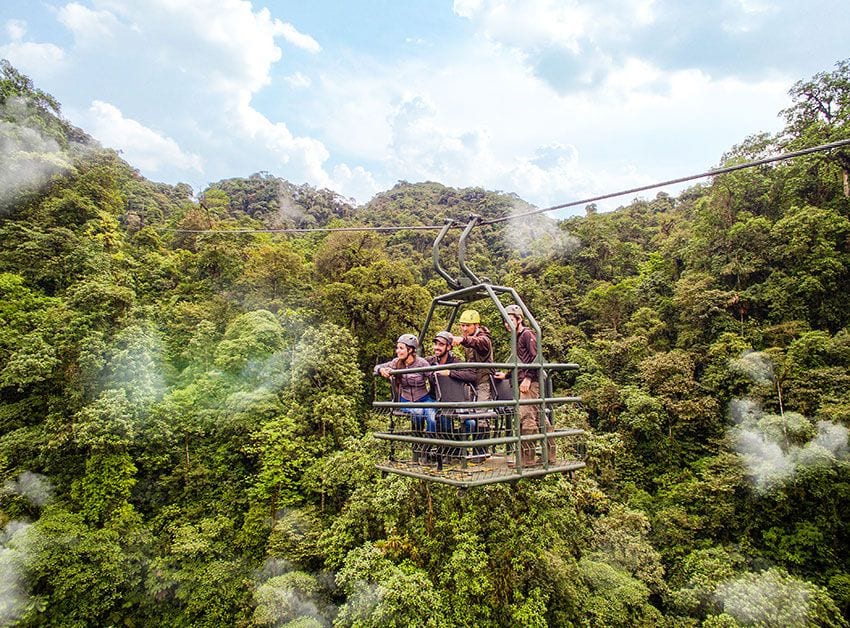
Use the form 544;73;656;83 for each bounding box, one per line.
1;57;850;627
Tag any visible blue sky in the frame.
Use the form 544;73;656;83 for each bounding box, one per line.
1;0;847;215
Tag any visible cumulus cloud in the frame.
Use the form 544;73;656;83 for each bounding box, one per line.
302;16;789;210
331;163;380;205
0;19;65;75
380;88;636;210
451;0;654;91
57;2;120;46
5;0;815;210
63;1;313;93
42;0;335;193
5;19;27;41
227;93;331;188
277;21;321;54
84;100;203;173
451;0;830;92
387;94;495;185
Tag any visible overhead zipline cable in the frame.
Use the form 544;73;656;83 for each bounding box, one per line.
480;137;850;226
162;137;850;234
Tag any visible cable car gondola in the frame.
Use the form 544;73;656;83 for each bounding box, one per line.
372;215;586;488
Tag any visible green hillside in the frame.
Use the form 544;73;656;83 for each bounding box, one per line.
1;58;849;626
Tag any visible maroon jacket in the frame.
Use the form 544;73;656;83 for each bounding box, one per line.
516;326;538;382
460;325;494;384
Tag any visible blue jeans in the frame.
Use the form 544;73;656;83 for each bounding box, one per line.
400;394;437;433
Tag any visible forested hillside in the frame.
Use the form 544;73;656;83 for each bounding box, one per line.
2;57;850;626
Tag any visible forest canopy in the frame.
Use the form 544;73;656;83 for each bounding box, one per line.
1;58;850;626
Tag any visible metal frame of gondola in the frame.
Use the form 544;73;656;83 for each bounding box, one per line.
372;215;586;487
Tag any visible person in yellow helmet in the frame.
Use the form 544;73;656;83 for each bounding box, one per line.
451;309;494;402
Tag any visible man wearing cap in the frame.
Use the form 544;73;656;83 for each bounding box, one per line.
427;331;477;436
451;310;495;402
497;304;556;466
427;331;477;385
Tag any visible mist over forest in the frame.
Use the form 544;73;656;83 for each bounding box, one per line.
2;57;850;626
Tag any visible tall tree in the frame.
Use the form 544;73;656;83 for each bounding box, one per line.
781;59;850;199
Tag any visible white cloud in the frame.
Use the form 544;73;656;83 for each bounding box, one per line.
6;0;815;210
284;72;311;89
57;2;119;46
277;21;321;53
0;20;65;75
226;92;331;188
451;0;645;91
12;0;335;194
386;94;495;184
5;19;27;41
453;0;483;18
331;163;381;204
84;0;317;95
0;41;66;74
85;100;203;173
306;27;788;210
449;0;811;96
56;0;335;190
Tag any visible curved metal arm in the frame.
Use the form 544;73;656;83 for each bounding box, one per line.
458;215;482;286
432;219;459;290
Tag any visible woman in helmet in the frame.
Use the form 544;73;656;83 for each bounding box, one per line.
374;334;437;435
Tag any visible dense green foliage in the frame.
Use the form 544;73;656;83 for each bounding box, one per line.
2;58;850;626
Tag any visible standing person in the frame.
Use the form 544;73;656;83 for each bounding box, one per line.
498;304;556;466
427;330;477;436
452;310;495;460
451;310;494;401
374;334;437;436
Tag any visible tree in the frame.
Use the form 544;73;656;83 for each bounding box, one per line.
714;568;847;627
781;59;850;198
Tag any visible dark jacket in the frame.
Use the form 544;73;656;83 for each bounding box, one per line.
426;352;477;389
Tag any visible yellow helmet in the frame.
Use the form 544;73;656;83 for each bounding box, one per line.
458;309;480;324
